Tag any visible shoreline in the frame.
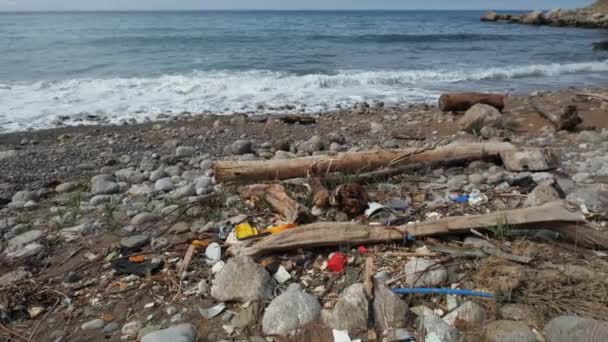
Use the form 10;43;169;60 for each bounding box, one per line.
1;85;608;341
1;86;608;199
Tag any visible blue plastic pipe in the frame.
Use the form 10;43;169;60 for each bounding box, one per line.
392;287;495;298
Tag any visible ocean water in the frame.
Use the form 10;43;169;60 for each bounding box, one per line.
1;10;608;131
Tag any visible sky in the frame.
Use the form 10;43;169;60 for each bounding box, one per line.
0;0;596;12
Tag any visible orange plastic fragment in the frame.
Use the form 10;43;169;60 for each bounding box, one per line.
192;240;210;248
261;223;297;235
128;255;145;263
100;313;114;322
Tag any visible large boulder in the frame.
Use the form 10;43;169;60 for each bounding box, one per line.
524;183;560;207
443;301;485;328
141;324;196;342
458;104;503;133
262;284;321;336
521;10;544;24
421;314;464;342
483;320;536;342
329;283;368;334
404;257;448;287
91;174;119;195
481;11;499;21
211;256;274;302
544;315;608;342
374;279;408;331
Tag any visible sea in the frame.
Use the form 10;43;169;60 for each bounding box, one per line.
1;10;608;131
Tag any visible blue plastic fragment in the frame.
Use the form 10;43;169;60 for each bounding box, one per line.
449;194;469;203
392;287;496;298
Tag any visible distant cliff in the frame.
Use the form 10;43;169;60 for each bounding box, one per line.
481;1;608;28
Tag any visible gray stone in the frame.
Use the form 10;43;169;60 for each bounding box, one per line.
524;183;560;207
4;243;44;259
498;304;534;321
139;157;158;171
572;172;592;184
91;174;119;195
127;184;154;196
90;195;114;206
121;321;142;338
501;148;559;172
12;190;37;203
262;283;321;336
120;235;150;249
483;320;536;342
544;315;608;342
577;130;602;144
199;159;214;171
141;324;196;342
195;176;213;195
531;172;554;184
330;283;368;333
0;149;17;160
404;257;448;287
131;212;159;226
211;256;274;302
469;173;486;185
231;140;253;155
115;169;147;184
0;216;16;231
374;280;408;331
171;184;195;199
459;104;503;132
298;136;324;154
443;301;485;327
370;121;385;134
59;224;93;241
176;146;196;158
0;268;31;286
447;175;468;189
169;222;190;234
566;188;608;214
154;177;175;192
102;322;120;336
150;168;166;182
81;319;105;330
55;182;80;193
7;229;43;251
165;165;183;177
421;314;464;342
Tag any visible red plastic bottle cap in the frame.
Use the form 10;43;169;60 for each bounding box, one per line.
357;246;368;254
327;252;346;273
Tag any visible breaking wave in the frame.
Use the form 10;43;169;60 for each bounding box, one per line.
1;59;607;131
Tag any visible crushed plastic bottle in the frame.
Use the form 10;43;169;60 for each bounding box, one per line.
468;189;488;206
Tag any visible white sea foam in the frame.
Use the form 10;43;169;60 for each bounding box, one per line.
1;59;607;131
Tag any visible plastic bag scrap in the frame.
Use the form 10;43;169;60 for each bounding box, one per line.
468;189;488;206
111;258;163;277
365;197;414;225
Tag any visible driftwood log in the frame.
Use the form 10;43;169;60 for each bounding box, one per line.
238;184;312;223
230;201;597;256
531;100;582;131
215;142;516;182
439;93;505;112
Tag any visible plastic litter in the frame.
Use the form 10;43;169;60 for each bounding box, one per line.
332;329;361;342
449;194;469;203
111;258;162;277
260;223;297;235
199;303;226;319
273;265;292;284
128;255;145;263
365;202;385;218
468;189;489;206
357;246;368;254
391;287;495;298
327;252;346;273
205;242;222;265
235;222;258;240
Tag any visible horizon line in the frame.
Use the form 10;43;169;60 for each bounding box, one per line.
0;8;549;13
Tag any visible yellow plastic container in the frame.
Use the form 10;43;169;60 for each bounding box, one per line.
236;222;259;240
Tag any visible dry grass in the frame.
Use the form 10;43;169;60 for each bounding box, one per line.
470;255;608;324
